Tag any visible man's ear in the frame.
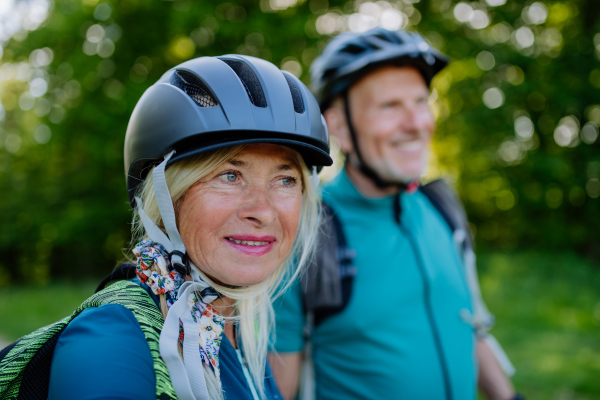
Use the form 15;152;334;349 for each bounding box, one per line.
323;100;353;154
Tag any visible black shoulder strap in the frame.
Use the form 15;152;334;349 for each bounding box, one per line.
95;262;138;293
16;324;71;400
301;203;356;327
420;179;474;251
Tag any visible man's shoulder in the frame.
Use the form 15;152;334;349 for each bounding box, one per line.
320;173;346;202
419;179;474;250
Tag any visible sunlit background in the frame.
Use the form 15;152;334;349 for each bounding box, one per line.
0;0;599;398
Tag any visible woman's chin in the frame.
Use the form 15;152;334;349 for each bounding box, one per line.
215;274;270;288
201;262;279;288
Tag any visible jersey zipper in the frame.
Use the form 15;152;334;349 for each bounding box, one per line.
395;193;453;400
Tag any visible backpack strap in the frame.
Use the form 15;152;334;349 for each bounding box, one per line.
421;179;515;376
0;316;71;400
0;340;21;365
421;179;493;332
17;325;70;400
420;179;474;252
95;262;137;293
0;281;177;400
301;203;357;328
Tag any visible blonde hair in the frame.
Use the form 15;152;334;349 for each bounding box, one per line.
131;144;320;400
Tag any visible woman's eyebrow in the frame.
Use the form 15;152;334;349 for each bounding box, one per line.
276;164;295;171
226;159;297;171
227;159;247;167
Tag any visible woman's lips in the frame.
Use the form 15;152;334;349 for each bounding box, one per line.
224;235;276;256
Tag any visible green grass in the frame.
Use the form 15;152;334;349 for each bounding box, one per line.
1;253;599;399
478;252;600;400
0;281;97;341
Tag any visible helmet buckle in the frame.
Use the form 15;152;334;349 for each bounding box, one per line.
168;250;190;276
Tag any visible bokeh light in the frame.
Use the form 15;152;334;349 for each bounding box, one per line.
33;124;51;144
93;3;112;21
513;27;535;49
514;116;534;140
522;2;548;25
483;87;504;109
281;57;303;77
581;122;599;144
554;116;580;147
476;51;495;71
484;0;506;6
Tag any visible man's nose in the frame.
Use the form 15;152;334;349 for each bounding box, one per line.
401;106;432;133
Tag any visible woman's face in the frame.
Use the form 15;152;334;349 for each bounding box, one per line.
177;144;304;287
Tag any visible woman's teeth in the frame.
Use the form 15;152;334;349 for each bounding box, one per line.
227;238;269;246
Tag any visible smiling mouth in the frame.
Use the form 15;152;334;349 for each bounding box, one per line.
226;238;271;246
390;139;424;151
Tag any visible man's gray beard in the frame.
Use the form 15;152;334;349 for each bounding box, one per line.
376;149;429;183
349;141;431;184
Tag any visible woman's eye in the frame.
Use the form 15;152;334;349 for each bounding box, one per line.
221;173;238;183
279;177;296;186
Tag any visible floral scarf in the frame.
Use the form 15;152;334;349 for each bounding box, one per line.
134;240;225;381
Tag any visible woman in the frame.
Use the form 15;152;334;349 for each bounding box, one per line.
41;55;331;400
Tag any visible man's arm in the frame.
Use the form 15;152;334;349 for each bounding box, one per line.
477;339;516;400
268;351;303;400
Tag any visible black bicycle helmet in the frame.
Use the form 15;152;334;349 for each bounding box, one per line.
124;55;333;208
311;27;449;109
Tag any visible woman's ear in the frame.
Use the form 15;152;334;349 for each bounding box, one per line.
323;99;353;154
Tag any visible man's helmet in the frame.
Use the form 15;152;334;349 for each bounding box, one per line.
125;54;333;208
311;27;449;110
310;28;448;189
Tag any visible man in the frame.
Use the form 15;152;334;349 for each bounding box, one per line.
270;28;520;400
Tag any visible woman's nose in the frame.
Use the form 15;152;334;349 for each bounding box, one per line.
238;186;277;226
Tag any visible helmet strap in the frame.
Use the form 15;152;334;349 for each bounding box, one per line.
135;151;189;274
342;94;405;190
311;166;320;189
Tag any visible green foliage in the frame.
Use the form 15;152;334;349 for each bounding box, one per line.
0;280;97;340
478;251;600;399
417;0;600;255
0;0;599;283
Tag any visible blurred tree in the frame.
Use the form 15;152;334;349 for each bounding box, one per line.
0;0;598;284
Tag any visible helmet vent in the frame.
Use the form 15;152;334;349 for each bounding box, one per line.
283;74;305;113
341;44;365;54
170;70;218;107
221;59;267;108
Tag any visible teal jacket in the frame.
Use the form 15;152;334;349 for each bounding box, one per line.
274;170;477;400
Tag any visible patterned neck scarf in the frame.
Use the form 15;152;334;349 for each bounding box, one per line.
134;240;226;381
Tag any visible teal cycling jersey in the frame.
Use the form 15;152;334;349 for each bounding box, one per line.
273;170;477;400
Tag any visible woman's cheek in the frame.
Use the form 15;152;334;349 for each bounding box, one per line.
279;194;303;237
